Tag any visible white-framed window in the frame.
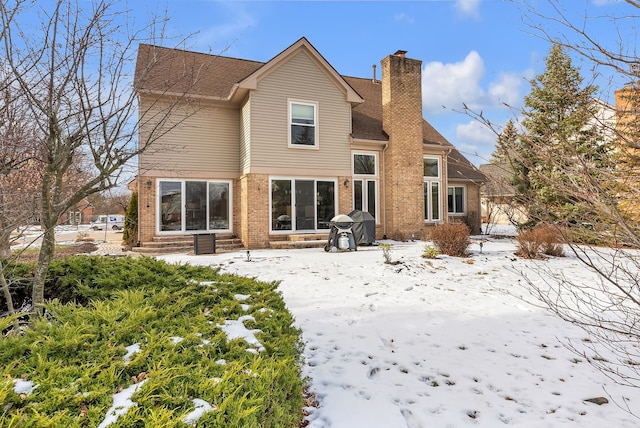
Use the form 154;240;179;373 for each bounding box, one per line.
448;185;465;214
289;101;317;147
352;152;378;221
158;179;232;233
423;156;441;222
270;178;336;232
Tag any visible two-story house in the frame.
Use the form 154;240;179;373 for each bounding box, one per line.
133;37;486;251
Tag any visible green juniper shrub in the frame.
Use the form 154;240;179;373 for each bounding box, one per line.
0;259;35;313
0;256;305;427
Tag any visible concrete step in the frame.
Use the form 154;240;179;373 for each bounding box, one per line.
269;239;327;250
132;245;195;255
150;233;235;243
287;233;329;242
132;234;242;255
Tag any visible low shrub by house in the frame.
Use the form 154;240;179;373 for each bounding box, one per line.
0;256;305;427
429;223;471;257
122;191;138;249
516;224;564;259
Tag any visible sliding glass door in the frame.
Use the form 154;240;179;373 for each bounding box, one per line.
271;178;335;232
186;181;207;231
160;182;182;231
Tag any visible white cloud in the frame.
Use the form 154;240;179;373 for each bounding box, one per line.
488;72;524;108
394;12;414;25
592;0;622;5
422;50;486;114
454;0;481;19
457;118;497;147
421;51;532;164
455;119;501;164
193;3;256;52
422;52;529;115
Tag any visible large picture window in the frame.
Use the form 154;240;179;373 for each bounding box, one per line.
271;179;335;232
290;101;317;147
352;153;378;221
423;157;441;222
158;180;231;233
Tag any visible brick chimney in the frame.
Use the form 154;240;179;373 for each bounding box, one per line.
381;50;425;240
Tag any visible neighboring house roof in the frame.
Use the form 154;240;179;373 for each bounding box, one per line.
135;38;486;183
479;163;516;197
447;148;487;183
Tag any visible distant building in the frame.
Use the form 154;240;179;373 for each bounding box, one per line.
479;163;526;226
59;198;94;225
615;86;640;222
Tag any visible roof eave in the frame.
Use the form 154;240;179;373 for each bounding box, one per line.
136;88;233;103
237;37;364;105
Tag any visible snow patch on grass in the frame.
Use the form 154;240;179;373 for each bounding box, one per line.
97;380;147;428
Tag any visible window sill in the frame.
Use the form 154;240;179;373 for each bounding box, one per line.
288;144;319;150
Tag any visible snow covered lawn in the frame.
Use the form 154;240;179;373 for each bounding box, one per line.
161;236;640;427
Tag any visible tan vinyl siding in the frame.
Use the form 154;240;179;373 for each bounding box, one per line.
139;97;240;173
240;98;251;173
248;51;352;172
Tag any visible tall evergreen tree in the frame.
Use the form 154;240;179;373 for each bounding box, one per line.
511;44;613;226
492;119;518;164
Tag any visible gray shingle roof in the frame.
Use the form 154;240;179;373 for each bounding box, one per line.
135;43;486;182
135;44;263;98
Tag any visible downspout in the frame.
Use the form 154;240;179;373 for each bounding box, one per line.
443;147;453;224
381;142;389;238
137;178;141;247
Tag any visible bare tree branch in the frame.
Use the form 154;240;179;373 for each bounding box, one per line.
0;0;210;319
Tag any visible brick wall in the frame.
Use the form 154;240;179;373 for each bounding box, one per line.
138;177;156;244
338;176;353;218
465;183;482;234
381;52;426;241
239;173;270;248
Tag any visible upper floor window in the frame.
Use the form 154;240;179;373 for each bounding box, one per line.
290;101;317;147
353;153;376;175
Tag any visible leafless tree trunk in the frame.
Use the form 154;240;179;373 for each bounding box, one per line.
0;50;41;315
0;0;206;319
0;261;14;315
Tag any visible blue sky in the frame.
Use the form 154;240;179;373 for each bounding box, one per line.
145;0;634;165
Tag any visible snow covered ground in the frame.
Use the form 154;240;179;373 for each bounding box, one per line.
159;232;640;428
